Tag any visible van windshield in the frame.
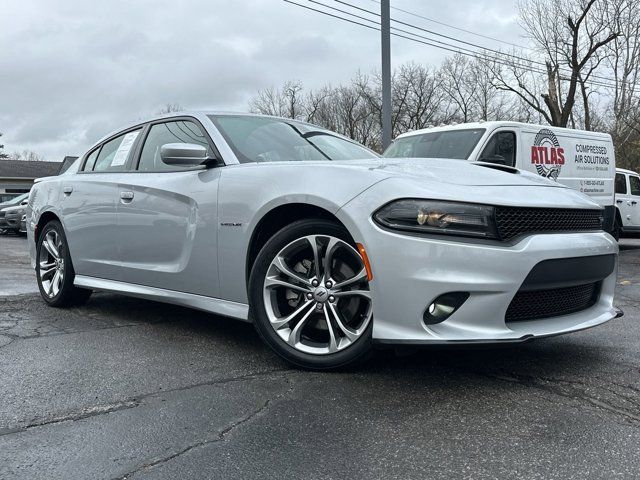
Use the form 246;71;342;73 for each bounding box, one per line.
383;128;485;160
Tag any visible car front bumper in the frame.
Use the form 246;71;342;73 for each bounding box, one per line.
346;220;618;344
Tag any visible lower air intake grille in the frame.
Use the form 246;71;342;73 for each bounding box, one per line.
495;207;603;241
506;282;600;322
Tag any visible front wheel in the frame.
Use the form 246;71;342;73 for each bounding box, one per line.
249;219;373;370
36;220;92;307
612;215;622;241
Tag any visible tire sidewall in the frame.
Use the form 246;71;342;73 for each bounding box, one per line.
249;219;373;370
36;220;77;306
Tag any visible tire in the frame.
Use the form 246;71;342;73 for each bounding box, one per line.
612;218;621;241
36;220;92;307
249;219;373;370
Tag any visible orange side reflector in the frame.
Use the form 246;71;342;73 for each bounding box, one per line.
356;243;373;281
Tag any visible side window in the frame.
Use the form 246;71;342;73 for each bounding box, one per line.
138;120;210;172
630;176;640;196
479;131;516;167
615;173;628;195
94;129;142;172
82;148;100;172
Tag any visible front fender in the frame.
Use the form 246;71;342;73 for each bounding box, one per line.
216;163;388;303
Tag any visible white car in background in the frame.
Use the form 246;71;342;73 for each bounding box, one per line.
615;168;640;236
26;112;621;369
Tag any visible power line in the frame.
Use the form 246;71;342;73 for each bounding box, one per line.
330;0;626;90
286;0;634;93
284;1;547;77
365;0;531;51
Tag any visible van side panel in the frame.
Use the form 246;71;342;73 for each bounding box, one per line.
517;127;615;210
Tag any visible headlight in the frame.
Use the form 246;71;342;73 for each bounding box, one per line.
373;199;498;239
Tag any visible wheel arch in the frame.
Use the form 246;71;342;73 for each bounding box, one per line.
34;210;62;243
244;203;352;287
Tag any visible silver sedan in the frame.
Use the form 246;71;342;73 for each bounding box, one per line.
27;112;620;369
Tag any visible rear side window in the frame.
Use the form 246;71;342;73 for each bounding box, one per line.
479;131;516;166
82;149;99;172
93;129;141;172
630;176;640;196
138;120;210;171
615;173;628;194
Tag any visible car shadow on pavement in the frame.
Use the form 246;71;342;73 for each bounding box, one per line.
80;292;609;384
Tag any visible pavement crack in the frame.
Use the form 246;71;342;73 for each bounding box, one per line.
0;368;293;438
114;374;296;480
483;371;640;427
0;400;140;437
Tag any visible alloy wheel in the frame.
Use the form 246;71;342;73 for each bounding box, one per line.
38;230;65;298
262;235;372;355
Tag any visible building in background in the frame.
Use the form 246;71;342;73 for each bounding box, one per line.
0;160;65;202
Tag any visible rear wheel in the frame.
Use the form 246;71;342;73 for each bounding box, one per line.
36;220;92;307
249;219;373;370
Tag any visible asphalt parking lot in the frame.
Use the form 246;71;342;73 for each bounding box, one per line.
0;234;639;479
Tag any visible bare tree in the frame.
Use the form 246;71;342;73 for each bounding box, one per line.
249;81;305;119
604;0;640;170
157;103;184;115
0;132;8;159
492;0;618;127
11;149;45;161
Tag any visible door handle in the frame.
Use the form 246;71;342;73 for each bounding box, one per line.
616;199;623;204
120;191;134;203
633;201;638;205
63;186;73;195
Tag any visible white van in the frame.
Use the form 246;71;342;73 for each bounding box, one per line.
615;168;640;236
384;121;616;236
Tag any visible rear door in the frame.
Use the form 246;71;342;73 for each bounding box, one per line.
114;117;223;298
60;128;142;279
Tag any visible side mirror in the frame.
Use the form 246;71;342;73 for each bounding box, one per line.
160;143;215;167
479;154;506;165
20;200;28;206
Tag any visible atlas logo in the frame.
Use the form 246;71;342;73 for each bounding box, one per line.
530;128;564;181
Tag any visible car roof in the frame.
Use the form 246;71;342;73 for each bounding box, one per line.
395;121;612;140
89;111;354;155
616;167;639;175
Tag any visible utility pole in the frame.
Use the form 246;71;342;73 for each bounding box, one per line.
381;0;392;150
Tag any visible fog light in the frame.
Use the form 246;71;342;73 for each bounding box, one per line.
423;292;470;325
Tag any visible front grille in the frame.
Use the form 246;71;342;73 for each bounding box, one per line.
495;207;603;241
506;282;600;322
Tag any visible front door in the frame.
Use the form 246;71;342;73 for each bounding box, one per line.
114;118;222;298
628;174;640;227
615;172;633;228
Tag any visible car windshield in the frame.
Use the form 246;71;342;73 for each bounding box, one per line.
383;128;486;160
209;115;378;163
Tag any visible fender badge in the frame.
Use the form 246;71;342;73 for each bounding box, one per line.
220;222;243;227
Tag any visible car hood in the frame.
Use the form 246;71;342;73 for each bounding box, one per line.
334;157;563;188
2;205;25;214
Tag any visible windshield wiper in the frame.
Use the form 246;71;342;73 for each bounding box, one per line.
285;123;331;161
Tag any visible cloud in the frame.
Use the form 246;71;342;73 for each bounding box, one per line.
0;0;520;160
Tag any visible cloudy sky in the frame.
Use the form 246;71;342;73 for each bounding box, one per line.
0;0;523;160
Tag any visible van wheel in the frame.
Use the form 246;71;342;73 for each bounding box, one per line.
612;214;622;241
